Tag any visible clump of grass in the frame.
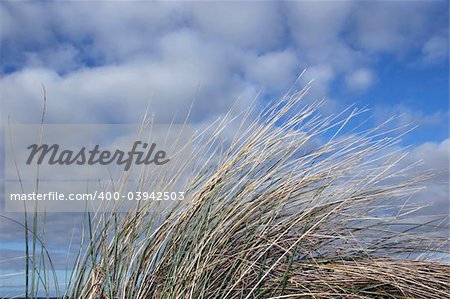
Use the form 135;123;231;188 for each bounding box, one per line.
16;84;450;298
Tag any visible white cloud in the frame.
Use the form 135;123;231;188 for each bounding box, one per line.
190;1;284;50
0;29;262;125
0;2;292;125
24;44;80;72
351;1;440;54
1;1;186;69
244;49;300;92
412;138;450;172
301;64;335;95
405;139;450;215
0;61;241;125
374;104;447;130
0;0;447;136
1;0;447;114
422;33;449;64
345;68;375;92
285;0;355;47
285;0;364;72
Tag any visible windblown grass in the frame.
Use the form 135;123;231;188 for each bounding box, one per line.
10;85;450;298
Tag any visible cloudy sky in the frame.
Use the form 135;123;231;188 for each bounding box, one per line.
0;0;448;295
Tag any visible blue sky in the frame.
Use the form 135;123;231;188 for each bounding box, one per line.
0;0;449;296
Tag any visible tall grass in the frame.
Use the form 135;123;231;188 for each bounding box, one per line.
9;85;450;298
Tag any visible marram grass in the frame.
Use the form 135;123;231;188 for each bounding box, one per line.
12;86;450;298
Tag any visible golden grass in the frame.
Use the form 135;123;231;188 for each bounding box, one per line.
12;85;450;298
